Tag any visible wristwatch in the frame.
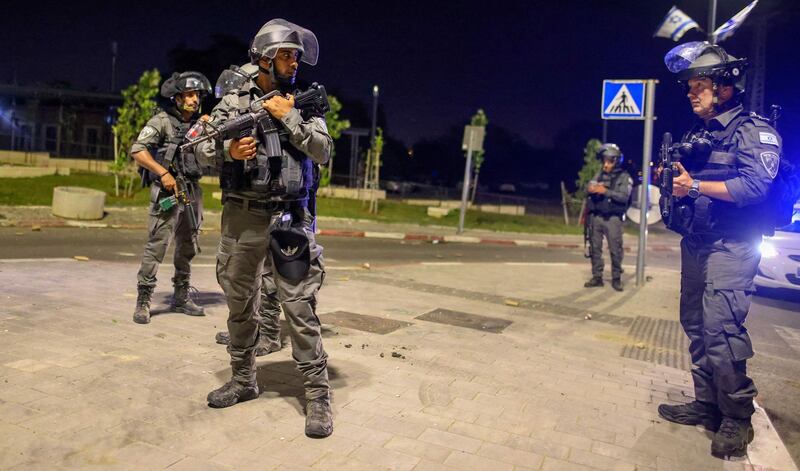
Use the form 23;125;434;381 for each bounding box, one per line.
688;179;701;199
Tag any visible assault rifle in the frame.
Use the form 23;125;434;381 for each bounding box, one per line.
658;132;675;228
161;142;201;254
179;82;330;156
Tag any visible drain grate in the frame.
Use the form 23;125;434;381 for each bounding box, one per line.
621;316;690;370
321;311;412;334
416;308;512;333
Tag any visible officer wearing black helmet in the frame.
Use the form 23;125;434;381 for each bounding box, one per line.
584;143;632;292
196;19;334;438
657;42;782;458
131;71;212;324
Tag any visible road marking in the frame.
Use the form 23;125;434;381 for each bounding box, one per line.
504;262;572;266
421;262;465;266
0;258;75;263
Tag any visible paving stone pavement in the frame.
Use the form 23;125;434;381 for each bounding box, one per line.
0;258;796;471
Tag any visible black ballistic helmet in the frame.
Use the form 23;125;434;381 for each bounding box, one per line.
160;71;213;99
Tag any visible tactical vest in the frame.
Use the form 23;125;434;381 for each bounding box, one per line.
587;170;628;217
218;90;312;202
669;111;771;237
152;111;203;183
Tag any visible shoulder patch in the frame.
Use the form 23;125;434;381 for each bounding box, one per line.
760;151;780;179
759;132;779;147
137;126;157;141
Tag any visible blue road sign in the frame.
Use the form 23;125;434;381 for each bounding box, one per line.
602;80;646;120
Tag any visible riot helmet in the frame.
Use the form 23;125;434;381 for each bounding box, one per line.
249;19;319;66
249;19;318;90
160;71;212;99
598;143;623;166
664;41;747;97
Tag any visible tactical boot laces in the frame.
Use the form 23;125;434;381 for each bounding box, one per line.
711;417;754;458
658;401;722;432
305;398;333;438
133;288;152;324
255;336;282;357
215;331;230;345
207;380;259;408
612;279;624;292
584;277;604;288
173;284;205;316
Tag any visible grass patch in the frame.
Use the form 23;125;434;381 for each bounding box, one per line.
318;198;581;235
0;172;222;210
0;172;579;234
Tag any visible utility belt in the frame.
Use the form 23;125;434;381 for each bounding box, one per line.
222;194;307;213
589;211;623;220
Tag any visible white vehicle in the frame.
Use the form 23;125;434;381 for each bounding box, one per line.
756;215;800;291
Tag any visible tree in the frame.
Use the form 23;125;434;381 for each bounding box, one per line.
320;95;350;187
468;109;488;203
365;127;384;214
573;138;603;201
112;69;161;197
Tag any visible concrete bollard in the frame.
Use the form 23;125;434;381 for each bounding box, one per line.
52;186;106;220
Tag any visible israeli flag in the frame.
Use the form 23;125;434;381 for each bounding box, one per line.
654;6;700;41
714;0;759;42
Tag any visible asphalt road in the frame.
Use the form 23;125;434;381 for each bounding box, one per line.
1;226;799;464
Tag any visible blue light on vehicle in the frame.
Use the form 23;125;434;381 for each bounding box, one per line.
759;241;778;258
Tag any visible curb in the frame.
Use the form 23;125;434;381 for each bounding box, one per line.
1;215;681;253
316;229;682;252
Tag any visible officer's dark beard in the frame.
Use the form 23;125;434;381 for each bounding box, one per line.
259;63;295;93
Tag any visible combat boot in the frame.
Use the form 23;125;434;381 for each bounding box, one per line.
215;331;230;345
612;278;623;292
305;396;333;438
172;281;205;316
207;380;259;408
255;337;281;356
711;417;754;458
658;401;722;431
584;277;604;288
133;285;153;324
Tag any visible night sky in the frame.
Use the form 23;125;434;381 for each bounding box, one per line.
4;0;799;170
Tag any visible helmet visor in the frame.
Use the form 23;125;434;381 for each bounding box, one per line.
214;65;255;98
664;41;710;73
252;19;319;66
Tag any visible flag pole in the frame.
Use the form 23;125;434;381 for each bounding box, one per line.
708;0;718;44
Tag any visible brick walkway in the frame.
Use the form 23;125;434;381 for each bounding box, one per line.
0;258;795;470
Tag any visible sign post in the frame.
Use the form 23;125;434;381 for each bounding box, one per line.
600;79;657;287
458;125;485;234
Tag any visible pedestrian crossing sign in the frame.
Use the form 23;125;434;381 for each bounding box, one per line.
602;80;646;120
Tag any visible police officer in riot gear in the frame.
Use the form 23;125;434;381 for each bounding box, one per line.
584;144;632;292
197;19;334;438
131;71;212;324
657;42;782;458
212;63;283;357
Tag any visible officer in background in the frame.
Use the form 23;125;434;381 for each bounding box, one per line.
131;71;212;324
584;143;632;292
197;19;334;438
657;42;781;458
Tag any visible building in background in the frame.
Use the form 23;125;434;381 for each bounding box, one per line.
0;84;121;160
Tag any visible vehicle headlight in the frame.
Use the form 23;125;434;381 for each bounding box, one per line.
759;241;778;258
